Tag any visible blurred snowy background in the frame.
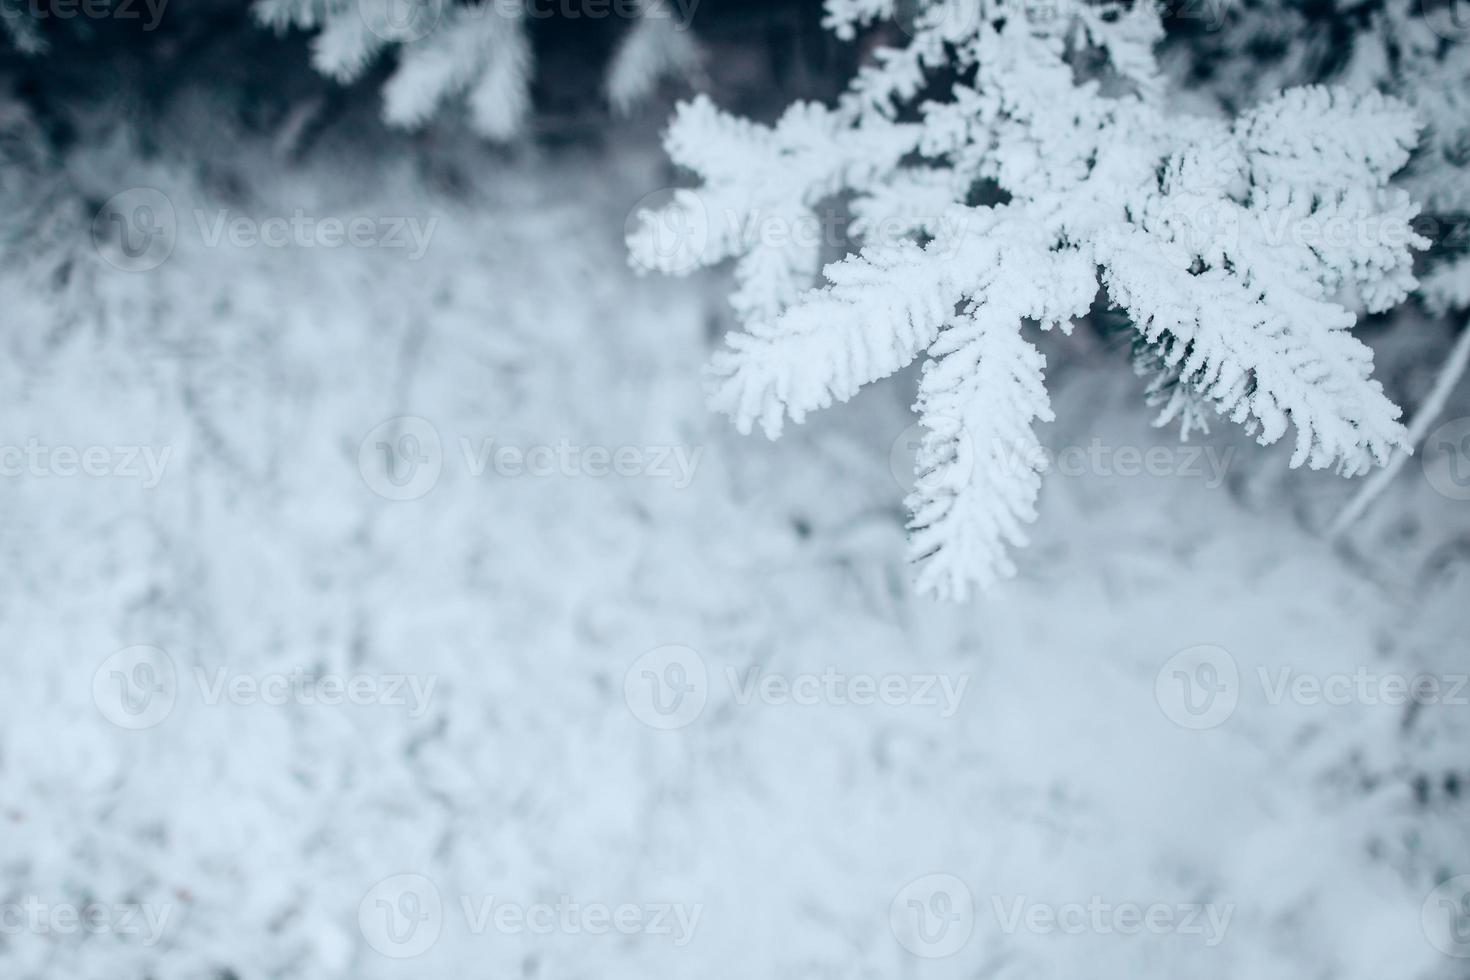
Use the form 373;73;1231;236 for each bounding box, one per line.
1;1;1469;978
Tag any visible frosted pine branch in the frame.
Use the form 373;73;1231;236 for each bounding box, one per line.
630;0;1427;598
255;0;695;139
606;7;705;116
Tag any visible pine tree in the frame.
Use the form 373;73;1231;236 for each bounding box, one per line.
252;0;533;139
251;0;704;138
1158;0;1470;529
606;1;705;116
1163;0;1470;315
630;0;1428;599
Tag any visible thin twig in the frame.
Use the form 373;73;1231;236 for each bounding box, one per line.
1330;318;1470;537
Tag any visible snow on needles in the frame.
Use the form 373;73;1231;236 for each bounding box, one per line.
628;0;1428;600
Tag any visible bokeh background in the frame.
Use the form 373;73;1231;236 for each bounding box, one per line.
1;1;1468;978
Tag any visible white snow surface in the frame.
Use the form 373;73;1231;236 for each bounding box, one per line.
0;125;1466;980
